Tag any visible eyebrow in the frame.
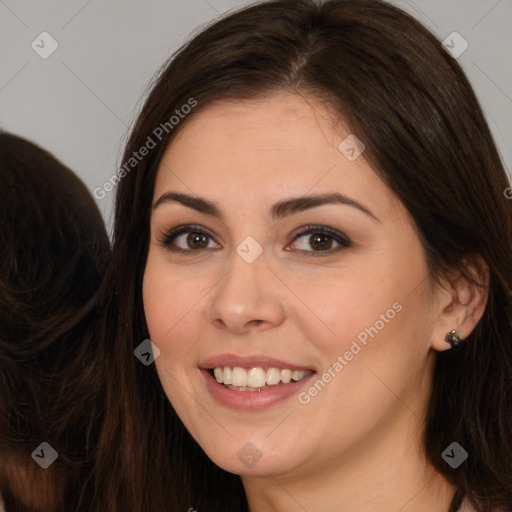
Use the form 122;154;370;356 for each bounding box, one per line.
152;191;379;222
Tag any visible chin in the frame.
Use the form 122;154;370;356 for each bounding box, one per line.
210;447;300;477
191;430;311;479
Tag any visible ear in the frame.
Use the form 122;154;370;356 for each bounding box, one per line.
430;254;489;352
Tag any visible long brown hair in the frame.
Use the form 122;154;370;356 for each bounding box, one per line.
94;1;512;510
0;132;110;511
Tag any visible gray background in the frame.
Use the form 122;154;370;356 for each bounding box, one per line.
1;0;511;232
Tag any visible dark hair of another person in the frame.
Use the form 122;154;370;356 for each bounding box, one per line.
92;1;512;511
0;132;110;511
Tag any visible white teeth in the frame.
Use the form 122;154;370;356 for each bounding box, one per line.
231;367;248;387
266;367;281;385
280;369;292;384
214;367;223;383
212;366;312;389
247;367;266;388
291;370;308;381
223;367;232;385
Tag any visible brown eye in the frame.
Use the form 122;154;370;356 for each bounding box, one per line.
308;233;334;251
290;225;351;256
158;225;220;253
186;232;209;249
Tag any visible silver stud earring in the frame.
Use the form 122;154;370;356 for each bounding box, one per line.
445;329;463;348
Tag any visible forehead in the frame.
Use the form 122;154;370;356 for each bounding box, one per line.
153;92;395;216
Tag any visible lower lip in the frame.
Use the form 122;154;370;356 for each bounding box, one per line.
201;369;316;411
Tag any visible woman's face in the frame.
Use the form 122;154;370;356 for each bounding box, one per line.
143;92;444;478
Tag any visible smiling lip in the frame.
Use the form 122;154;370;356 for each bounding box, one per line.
200;354;314;372
199;354;316;411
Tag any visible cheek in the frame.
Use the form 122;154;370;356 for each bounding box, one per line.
142;263;167;341
142;258;192;352
292;247;428;376
142;254;216;366
287;263;402;358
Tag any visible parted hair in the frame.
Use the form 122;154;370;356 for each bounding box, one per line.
92;1;512;510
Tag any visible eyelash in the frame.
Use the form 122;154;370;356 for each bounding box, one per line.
157;224;351;258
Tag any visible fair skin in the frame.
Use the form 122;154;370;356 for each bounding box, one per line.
143;92;486;512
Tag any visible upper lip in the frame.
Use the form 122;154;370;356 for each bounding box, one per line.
200;354;315;372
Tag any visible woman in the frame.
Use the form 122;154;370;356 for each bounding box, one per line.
94;0;512;510
0;132;110;511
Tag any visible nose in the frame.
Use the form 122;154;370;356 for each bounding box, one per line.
208;248;286;335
